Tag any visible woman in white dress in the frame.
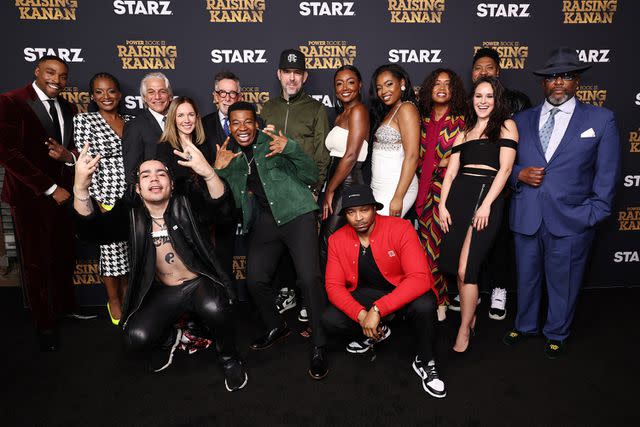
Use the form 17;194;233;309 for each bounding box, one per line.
369;64;420;217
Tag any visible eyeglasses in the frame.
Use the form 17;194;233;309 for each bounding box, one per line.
544;73;577;83
215;90;240;99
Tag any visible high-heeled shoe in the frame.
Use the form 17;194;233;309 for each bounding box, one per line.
451;326;474;356
107;302;120;326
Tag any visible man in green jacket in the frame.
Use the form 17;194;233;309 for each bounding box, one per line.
215;102;329;380
261;48;330;320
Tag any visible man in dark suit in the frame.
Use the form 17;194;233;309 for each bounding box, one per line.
0;55;79;350
504;47;621;358
122;72;172;184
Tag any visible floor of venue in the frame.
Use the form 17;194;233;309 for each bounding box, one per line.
2;286;638;426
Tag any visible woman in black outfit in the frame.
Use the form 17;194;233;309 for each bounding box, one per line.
319;65;370;265
438;77;518;353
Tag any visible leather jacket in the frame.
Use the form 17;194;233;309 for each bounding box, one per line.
73;179;235;328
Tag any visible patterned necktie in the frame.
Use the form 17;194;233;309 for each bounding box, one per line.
223;116;230;136
161;116;166;130
539;107;560;155
46;99;62;143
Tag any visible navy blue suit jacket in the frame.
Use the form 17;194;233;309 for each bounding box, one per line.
509;100;621;237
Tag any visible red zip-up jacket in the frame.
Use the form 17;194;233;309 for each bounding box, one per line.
325;214;433;321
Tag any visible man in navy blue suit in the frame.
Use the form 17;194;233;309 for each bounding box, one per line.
504;47;621;358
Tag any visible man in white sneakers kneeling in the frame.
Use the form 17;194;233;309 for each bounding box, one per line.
322;185;445;398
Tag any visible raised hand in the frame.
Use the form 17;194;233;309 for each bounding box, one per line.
263;129;288;158
45;137;74;163
214;137;242;170
74;143;100;193
174;138;214;178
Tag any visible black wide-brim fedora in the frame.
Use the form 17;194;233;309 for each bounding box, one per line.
338;184;384;215
533;46;591;76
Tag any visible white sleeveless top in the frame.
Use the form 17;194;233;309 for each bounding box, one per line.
325;126;368;162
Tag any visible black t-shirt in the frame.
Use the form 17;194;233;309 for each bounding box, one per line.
240;144;269;208
358;244;394;292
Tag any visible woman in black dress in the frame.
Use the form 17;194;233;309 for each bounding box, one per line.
438;77;518;353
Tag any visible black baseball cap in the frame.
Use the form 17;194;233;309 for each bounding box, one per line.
279;49;306;71
339;184;383;215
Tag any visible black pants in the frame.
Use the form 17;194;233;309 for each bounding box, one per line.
124;276;238;363
247;208;327;346
479;195;516;292
319;158;364;268
322;287;437;361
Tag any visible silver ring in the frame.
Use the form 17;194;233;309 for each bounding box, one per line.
186;154;193;161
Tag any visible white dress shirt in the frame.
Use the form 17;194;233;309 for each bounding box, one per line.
32;82;66;196
148;108;166;131
539;96;576;161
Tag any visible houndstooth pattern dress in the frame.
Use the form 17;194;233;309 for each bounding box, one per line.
73;112;133;277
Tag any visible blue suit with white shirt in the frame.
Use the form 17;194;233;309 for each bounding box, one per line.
509;97;620;341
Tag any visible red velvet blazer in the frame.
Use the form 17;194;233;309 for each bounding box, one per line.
325;214;434;321
0;84;76;206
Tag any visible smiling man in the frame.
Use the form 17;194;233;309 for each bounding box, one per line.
505;47;621;358
122;72;173;184
72;140;248;391
322;184;445;398
214;101;330;380
0;55;82;351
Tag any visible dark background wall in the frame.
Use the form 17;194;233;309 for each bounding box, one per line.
1;0;638;291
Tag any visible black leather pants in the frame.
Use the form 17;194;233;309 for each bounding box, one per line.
319;158;364;268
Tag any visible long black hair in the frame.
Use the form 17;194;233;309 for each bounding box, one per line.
465;77;509;141
368;64;416;131
416;68;467;118
88;72;123;113
333;64;363;115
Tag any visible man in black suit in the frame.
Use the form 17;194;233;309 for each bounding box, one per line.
122;72;173;184
0;55;83;350
202;71;243;284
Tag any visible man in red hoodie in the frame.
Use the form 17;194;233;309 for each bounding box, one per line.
322;185;445;398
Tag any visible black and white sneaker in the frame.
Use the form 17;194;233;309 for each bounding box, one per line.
298;307;309;323
222;358;248;392
488;287;507;320
346;324;391;354
412;356;446;398
149;328;182;373
275;287;297;314
448;295;481;312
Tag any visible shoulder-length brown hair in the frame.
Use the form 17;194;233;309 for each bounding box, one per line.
159;96;205;150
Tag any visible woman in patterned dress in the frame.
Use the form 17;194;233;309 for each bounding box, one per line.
73;72;132;325
415;69;467;321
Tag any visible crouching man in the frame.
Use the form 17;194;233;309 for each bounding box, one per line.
72;141;247;392
322;185;446;398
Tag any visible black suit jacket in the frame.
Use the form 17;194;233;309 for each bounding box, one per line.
122;108;163;185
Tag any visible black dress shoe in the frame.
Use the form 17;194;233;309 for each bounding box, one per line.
249;325;290;350
221;358;248;392
308;346;328;380
38;329;59;352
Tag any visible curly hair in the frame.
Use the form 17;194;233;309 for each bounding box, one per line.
465;77;509;141
416;68;466;118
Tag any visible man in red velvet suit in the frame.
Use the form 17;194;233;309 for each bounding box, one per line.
0;55;81;351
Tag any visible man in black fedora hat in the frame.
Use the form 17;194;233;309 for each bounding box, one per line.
504;47;621;358
322;184;445;398
261;48;330;323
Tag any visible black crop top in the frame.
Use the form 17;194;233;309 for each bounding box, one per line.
451;138;517;170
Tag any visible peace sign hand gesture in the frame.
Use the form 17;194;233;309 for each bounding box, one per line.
74;143;101;192
214;137;241;170
263;130;288;158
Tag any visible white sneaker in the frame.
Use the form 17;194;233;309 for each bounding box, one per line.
297;307;309;323
275;287;297;314
488;287;507;320
412;356;446;398
346;324;391;353
448;295;481;313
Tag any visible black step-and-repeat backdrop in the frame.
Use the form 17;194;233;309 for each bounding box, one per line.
1;1;638;301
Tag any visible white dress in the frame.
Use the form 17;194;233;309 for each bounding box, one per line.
370;103;418;217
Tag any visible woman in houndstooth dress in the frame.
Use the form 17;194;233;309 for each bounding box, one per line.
73;72;133;325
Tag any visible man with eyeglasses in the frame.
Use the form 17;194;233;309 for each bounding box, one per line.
504;47;620;359
123;72;173;184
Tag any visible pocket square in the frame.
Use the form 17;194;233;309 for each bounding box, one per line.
580;128;596;138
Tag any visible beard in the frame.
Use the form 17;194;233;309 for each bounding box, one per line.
546;92;572;106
